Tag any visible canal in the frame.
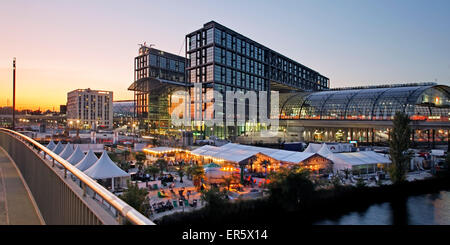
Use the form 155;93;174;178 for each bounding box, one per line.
315;190;450;225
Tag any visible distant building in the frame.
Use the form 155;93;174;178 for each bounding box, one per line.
113;100;134;127
59;105;67;115
67;88;113;129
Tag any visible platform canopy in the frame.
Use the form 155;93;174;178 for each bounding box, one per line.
75;149;98;171
66;145;85;165
84;150;130;179
330;151;391;171
52;141;64;155
59;143;74;160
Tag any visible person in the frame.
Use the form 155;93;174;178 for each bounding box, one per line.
186;190;191;200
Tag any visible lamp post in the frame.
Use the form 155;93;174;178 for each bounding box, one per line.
12;58;16;130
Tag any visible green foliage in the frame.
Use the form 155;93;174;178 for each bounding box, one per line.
267;166;315;211
331;175;342;188
388;112;412;184
177;166;185;183
221;175;239;191
190;165;205;183
356;177;367;188
145;165;160;180
200;186;229;209
134;152;147;170
119;161;131;172
119;181;149;214
122;150;130;161
155;158;168;175
108;152;119;163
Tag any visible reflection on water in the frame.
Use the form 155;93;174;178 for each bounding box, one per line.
315;191;450;225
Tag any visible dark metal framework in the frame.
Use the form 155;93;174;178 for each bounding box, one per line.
280;83;450;121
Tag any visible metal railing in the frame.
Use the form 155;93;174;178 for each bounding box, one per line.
0;128;154;225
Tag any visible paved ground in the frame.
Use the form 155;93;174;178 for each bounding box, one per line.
0;147;42;225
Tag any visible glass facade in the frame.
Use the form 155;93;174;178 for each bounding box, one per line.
186;21;330;139
280;84;450;121
130;46;187;134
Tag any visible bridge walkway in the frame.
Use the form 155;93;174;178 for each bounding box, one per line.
0;146;43;225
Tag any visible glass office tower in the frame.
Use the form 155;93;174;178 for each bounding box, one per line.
128;45;186;135
185;21;329;140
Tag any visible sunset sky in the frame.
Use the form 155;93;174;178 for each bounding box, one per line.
1;0;449;111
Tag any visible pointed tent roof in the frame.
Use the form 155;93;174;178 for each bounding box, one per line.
75;149;98;171
203;163;221;168
46;140;56;151
84;150;130;179
52;141;65;155
59;142;74;159
66;145;85;165
303;143;322;153
317;143;333;158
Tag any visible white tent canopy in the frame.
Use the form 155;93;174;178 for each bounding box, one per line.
330;151;391;171
304;142;352;153
46;140;56;151
191;143;330;165
317;143;333;158
75;149;98;171
281;152;317;164
84;150;130;179
84;150;130;192
52;141;64;155
59;142;74;160
66;145;85;165
303;143;322;153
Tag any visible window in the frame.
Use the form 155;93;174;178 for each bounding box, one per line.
169;59;176;71
149;54;157;66
206;28;213;44
226;33;232;49
214;47;221;64
189;35;196;51
178;62;185;72
214;28;222;45
206;65;213;82
206;47;213;63
160;57;166;69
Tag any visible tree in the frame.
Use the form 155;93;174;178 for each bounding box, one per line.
119;161;131;172
119;181;149;215
356;177;367;188
191;165;205;189
330;175;342;188
221;175;239;191
388;112;412;184
261;160;270;183
267;166;315;211
155;158;168;175
145;165;160;181
122;150;130;161
108;152;119;163
135;152;147;170
177;166;185;183
200;186;228;209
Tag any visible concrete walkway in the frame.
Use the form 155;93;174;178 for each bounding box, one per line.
0;147;42;225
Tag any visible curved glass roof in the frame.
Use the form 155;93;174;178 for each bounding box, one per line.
280;84;450;121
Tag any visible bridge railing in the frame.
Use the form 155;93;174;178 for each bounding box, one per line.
0;128;154;225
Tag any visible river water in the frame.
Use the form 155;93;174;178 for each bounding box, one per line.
315;191;450;225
